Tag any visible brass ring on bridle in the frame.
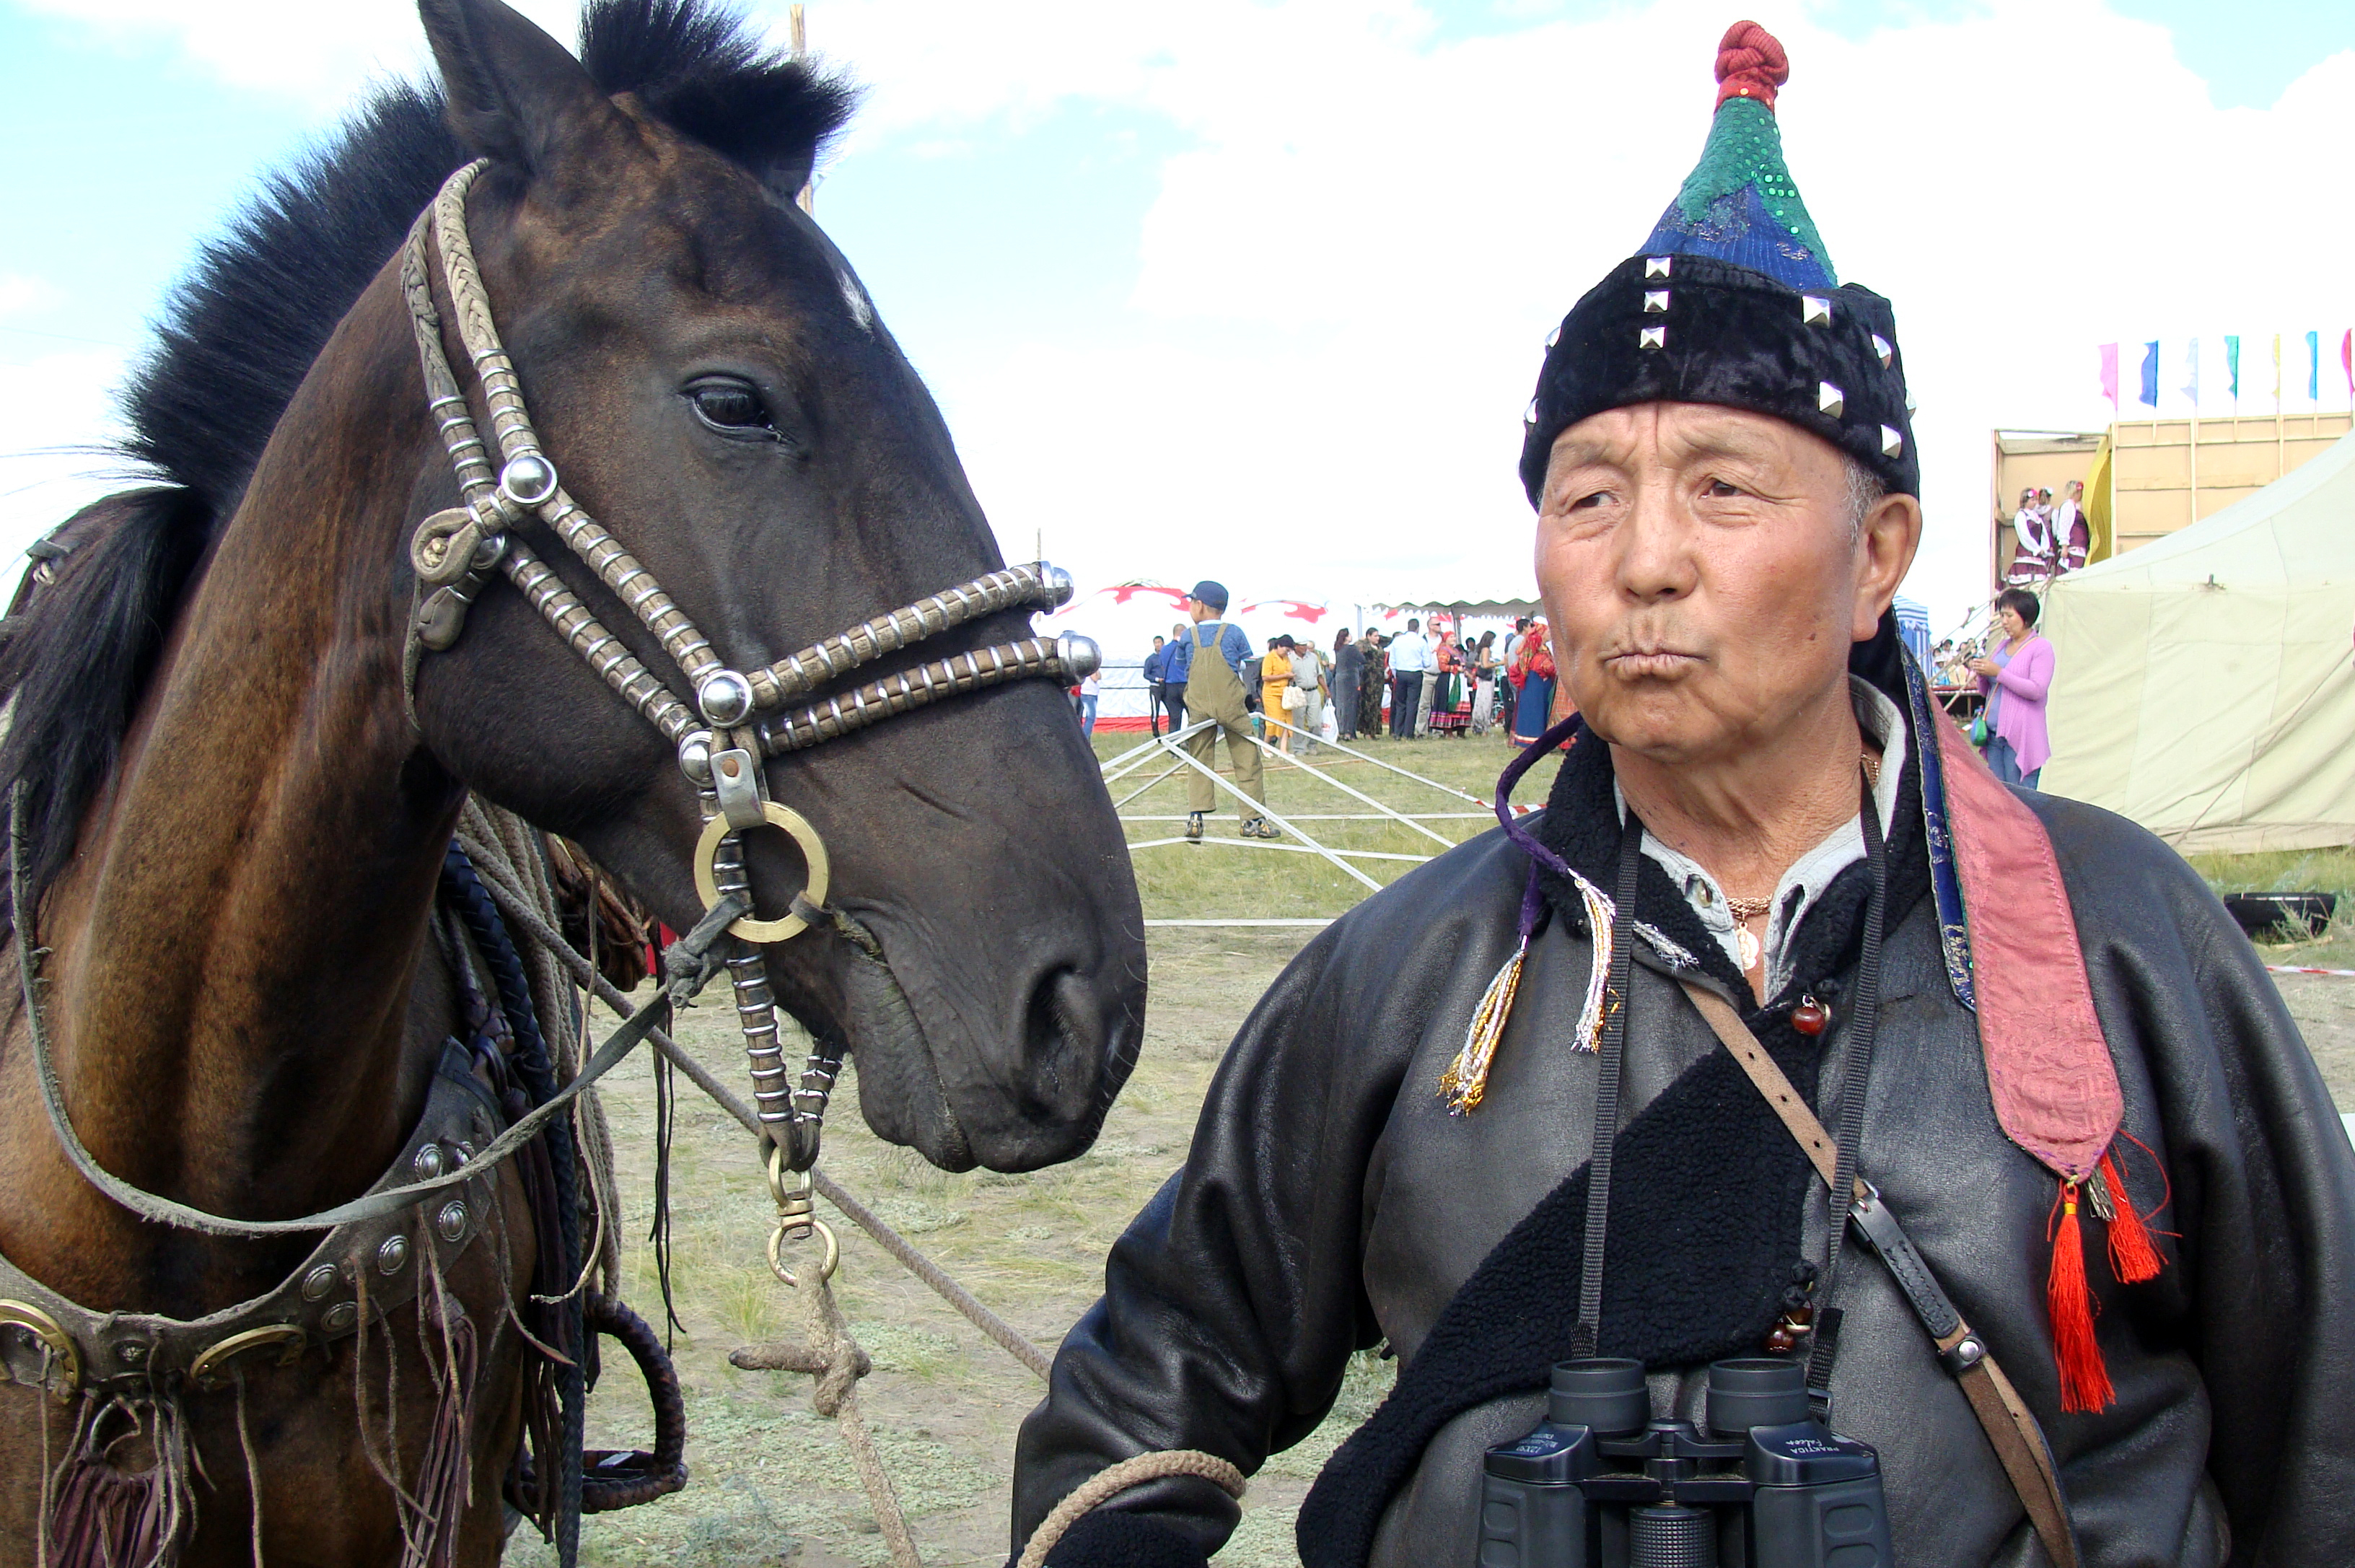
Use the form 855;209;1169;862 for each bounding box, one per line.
691;802;831;943
768;1217;840;1287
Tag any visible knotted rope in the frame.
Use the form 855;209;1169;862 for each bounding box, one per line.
729;1263;920;1568
1715;19;1790;108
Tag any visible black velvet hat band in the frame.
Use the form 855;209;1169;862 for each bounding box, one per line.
1517;252;1918;505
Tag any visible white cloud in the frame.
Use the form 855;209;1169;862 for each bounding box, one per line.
9;0;582;105
0;346;131;600
817;0;2355;629
0;276;66;318
11;0;2352;635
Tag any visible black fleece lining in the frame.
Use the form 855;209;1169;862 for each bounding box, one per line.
1297;696;1930;1568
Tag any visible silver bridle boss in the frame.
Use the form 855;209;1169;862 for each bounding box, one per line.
400;161;1096;1170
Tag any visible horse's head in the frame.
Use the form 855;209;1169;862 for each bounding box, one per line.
405;0;1143;1173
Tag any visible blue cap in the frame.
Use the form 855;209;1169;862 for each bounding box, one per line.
1189;580;1229;611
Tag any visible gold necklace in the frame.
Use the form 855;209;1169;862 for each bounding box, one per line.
1722;750;1882;973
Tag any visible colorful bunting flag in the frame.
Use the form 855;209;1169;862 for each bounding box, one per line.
2273;334;2283;407
2099;343;2118;410
2343;329;2352;400
2226;336;2240;403
2307;330;2320;403
2182;338;2201;408
2139;341;2159;408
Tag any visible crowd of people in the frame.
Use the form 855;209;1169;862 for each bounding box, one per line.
1136;612;1569;751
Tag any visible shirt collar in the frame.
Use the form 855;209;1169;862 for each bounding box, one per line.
1619;675;1909;993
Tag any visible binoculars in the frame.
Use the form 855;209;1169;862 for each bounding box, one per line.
1478;1357;1891;1567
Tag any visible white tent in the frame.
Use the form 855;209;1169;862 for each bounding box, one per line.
2040;431;2355;852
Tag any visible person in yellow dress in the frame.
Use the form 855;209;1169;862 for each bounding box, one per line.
1260;636;1296;755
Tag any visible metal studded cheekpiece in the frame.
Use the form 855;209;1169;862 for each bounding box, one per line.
400;159;1092;1159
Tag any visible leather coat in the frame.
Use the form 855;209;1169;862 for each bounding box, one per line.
1012;758;2355;1567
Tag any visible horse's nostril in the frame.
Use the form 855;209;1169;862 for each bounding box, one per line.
1020;967;1105;1117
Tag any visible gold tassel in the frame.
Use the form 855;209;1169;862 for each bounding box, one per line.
1438;870;1615;1113
1439;940;1528;1113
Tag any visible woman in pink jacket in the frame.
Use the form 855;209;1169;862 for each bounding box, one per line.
1970;587;2056;787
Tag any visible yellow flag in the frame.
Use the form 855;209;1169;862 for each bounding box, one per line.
2273;333;2283;407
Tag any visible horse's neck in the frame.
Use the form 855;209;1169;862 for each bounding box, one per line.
20;279;459;1282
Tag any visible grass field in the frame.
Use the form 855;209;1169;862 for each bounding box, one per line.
507;731;2355;1565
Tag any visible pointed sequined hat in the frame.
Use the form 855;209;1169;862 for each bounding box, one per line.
1519;21;1917;502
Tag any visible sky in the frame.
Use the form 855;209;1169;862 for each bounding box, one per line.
2;0;2352;637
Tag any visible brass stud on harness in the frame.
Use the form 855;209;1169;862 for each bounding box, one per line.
697;670;755;729
496;451;558;510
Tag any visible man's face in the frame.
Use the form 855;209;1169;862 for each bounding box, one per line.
1534;402;1919;766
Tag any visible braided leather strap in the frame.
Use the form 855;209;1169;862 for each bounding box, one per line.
753;636;1074;755
500;541;698;743
746;563;1064;709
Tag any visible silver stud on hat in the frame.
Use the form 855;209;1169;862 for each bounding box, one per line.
1545;326;1560;349
1817;382;1845;418
1872;333;1893;369
1881;424;1904;458
1525;398;1541;425
1639;325;1667;350
1644;256;1672;279
1643;290;1670;314
1802;295;1831;326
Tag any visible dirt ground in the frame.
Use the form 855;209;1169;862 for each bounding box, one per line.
506;927;1347;1568
507;735;2355;1565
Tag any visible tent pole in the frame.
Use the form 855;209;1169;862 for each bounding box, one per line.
1157;745;1384;892
1244;730;1458;848
1299;731;1491;808
1100;720;1211;781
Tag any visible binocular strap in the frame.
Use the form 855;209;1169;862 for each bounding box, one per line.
1680;979;2082;1568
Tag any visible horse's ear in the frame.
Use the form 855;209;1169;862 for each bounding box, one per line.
420;0;617;172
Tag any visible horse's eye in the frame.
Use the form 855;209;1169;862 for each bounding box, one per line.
686;378;773;434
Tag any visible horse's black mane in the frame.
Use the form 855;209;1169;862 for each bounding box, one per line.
0;0;854;911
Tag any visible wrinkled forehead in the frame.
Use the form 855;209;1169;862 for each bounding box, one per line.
1543;400;1845;481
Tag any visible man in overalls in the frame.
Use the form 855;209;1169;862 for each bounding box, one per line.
1170;580;1273;842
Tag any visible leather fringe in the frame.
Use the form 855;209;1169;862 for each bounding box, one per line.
398;1254;481;1568
45;1393;194;1568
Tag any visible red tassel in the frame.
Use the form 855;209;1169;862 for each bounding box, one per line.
2048;1179;2114;1414
2101;1150;2163;1284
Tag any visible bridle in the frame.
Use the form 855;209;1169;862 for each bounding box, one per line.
399;159;1095;1173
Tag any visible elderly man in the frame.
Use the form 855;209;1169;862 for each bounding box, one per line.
1009;25;2355;1568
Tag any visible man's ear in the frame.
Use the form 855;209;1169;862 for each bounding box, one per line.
420;0;622;173
1853;491;1924;642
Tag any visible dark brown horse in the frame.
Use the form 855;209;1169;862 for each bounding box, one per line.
0;0;1144;1560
